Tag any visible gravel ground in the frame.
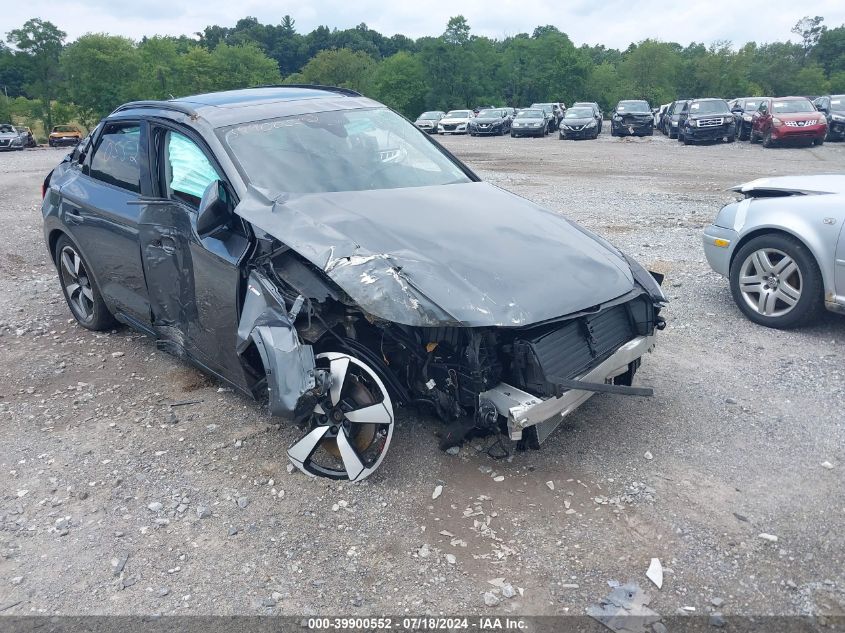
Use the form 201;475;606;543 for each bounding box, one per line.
0;135;843;619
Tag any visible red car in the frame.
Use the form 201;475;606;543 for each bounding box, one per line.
750;97;827;147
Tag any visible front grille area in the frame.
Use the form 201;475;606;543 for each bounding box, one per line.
442;124;457;130
0;139;9;146
697;117;724;128
509;296;655;397
785;120;814;127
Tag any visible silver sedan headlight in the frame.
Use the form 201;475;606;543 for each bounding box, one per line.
585;120;597;128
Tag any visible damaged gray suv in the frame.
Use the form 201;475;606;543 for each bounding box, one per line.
42;86;666;481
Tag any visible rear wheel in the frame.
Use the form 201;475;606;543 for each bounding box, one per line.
55;235;115;331
762;131;774;148
729;234;823;328
287;352;394;481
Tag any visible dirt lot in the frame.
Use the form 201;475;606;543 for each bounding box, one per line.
0;134;843;619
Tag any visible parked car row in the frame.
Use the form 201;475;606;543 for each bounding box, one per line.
0;123;85;151
657;94;841;147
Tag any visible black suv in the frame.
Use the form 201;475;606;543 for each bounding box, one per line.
610;100;653;136
662;100;689;139
813;95;845;141
727;97;767;141
677;98;736;144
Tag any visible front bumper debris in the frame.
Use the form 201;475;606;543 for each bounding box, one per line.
480;334;656;442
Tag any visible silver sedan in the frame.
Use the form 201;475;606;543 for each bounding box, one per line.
703;175;845;328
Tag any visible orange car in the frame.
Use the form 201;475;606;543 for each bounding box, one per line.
48;125;83;148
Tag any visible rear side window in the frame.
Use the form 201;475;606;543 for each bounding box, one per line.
89;123;141;193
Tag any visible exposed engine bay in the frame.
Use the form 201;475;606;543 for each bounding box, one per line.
237;237;665;480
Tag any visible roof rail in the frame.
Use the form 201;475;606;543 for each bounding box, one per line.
254;84;363;97
110;100;198;117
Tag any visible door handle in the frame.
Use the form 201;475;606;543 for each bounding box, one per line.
65;205;83;223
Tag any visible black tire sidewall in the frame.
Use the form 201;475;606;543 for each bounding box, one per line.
54;235;115;331
729;234;823;328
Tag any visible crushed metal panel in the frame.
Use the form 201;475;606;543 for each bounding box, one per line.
237;271;316;418
233;182;638;328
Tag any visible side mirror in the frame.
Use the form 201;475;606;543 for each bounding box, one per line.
196;180;231;237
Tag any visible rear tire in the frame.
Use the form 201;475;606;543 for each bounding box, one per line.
762;131;774;148
54;235;115;331
749;128;760;143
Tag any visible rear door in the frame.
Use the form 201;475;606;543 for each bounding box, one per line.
139;122;252;386
59;120;152;325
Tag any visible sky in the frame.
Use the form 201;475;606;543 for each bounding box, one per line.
3;0;845;50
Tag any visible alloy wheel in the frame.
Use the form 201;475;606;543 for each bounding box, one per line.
738;248;802;317
59;245;95;323
287;352;394;481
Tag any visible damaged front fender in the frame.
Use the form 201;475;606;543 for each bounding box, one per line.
237;271;317;418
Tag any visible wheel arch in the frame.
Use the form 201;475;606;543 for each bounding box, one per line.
729;227;831;296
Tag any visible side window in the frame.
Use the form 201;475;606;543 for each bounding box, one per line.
89;123;141;193
163;131;220;208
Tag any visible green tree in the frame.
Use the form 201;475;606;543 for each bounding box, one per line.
620;40;680;104
6;18;66;131
792;16;825;56
60;34;140;125
286;48;375;93
209;42;281;91
813;25;845;76
370;51;427;117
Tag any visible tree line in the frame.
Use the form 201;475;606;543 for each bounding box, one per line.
1;15;844;139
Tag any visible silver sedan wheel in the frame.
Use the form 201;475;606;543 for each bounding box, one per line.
287;352;394;481
738;248;802;317
59;245;95;323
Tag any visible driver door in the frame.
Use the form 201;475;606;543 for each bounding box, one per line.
139;124;252;388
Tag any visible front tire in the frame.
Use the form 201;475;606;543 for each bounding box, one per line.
813;136;824;146
54;235;115;331
762;131;774;148
729;234;823;329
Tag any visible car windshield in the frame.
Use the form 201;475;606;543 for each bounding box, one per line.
617;102;649;113
772;100;815;113
689;101;730;115
741;100;760;110
477;110;501;118
53;126;76;132
218;107;472;195
446;110;471;118
565;108;593;118
417;112;440;120
516;110;543;119
0;124;15;133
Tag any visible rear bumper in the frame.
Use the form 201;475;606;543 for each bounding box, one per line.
481;334;656;442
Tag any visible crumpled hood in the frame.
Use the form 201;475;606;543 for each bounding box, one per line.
235;182;637;327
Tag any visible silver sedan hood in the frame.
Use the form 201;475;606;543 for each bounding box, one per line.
235;182;637;327
732;174;845;197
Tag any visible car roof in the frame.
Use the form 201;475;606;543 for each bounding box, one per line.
111;85;382;128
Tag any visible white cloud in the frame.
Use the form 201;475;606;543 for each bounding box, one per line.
3;0;844;49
